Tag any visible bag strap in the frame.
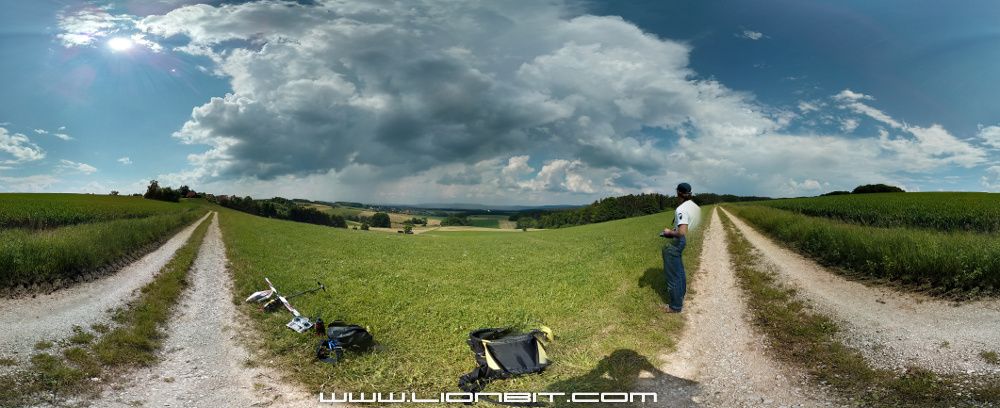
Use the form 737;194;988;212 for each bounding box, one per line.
458;365;491;393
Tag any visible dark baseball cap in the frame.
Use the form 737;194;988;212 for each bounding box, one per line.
676;182;692;193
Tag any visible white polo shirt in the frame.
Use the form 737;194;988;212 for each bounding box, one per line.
673;200;701;232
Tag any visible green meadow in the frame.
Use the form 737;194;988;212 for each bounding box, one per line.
219;206;707;397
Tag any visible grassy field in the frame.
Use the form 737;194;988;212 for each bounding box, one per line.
725;205;1000;295
219;206;706;400
744;192;1000;233
718;210;1000;406
0;194;207;289
0;193;193;229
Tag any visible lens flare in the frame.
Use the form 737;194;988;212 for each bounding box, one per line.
107;37;134;52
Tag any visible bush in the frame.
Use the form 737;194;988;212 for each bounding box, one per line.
440;215;470;226
360;223;370;231
143;181;181;203
371;212;391;228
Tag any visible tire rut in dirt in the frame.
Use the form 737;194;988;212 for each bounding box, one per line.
94;212;317;407
637;208;832;407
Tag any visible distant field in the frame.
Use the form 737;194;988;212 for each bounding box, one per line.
218;206;706;395
0;194;207;289
742;192;1000;232
465;215;502;228
0;193;191;229
306;203;365;218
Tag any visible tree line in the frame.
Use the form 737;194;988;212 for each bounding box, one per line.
211;195;347;228
821;184;905;196
511;192;771;229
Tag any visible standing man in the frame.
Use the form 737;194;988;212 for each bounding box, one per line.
660;182;700;313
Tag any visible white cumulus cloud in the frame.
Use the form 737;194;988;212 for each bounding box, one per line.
123;1;996;202
118;156;133;165
740;30;765;40
57;5;161;51
833;89;986;169
978;125;1000;148
982;166;1000;191
0;128;46;164
58;159;98;174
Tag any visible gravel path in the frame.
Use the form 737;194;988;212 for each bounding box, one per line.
0;212;211;363
95;212;318;407
722;207;1000;375
640;208;833;407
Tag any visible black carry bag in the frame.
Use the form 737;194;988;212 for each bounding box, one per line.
316;321;374;364
457;326;553;395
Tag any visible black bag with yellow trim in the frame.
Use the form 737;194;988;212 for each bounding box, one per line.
458;326;553;393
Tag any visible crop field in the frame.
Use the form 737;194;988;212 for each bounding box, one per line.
219;206;706;396
465;215;503;228
725;204;1000;295
0;194;207;289
743;192;1000;232
0;193;194;229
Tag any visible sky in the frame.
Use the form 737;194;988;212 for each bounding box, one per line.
1;0;999;205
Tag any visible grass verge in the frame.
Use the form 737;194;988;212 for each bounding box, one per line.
219;206;708;405
0;213;211;408
718;210;1000;407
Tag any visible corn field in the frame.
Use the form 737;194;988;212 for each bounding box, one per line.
741;192;1000;233
0;193;193;229
727;203;1000;295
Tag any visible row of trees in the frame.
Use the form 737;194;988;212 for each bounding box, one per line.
213;195;347;228
347;212;391;228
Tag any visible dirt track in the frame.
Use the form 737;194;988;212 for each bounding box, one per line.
641;208;832;407
722;207;1000;375
0;212;211;363
95;212;317;407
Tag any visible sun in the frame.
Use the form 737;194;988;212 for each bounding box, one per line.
107;37;134;52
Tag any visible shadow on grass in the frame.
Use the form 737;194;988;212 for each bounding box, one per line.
638;267;669;306
545;349;698;408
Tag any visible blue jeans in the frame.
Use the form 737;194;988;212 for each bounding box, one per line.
662;236;686;311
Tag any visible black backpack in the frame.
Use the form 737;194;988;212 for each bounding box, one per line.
458;327;553;394
316;322;374;364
